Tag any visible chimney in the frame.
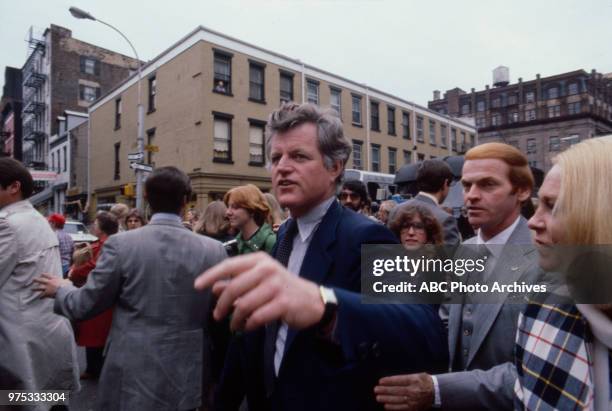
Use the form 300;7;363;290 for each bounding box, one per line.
433;90;441;100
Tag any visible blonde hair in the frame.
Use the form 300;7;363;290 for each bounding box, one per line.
223;184;270;226
264;192;285;226
555;136;612;245
194;201;230;237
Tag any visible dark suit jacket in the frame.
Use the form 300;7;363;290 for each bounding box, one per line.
392;193;461;245
216;200;448;411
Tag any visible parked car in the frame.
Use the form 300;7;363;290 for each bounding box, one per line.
64;221;98;243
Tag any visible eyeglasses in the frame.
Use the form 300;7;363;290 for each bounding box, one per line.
402;222;426;231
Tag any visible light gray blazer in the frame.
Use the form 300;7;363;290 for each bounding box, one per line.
436;216;539;410
391;194;461;245
0;201;79;408
55;218;227;411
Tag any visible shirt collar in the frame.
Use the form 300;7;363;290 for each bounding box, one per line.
417;191;439;205
295;196;336;242
150;212;182;224
476;215;521;256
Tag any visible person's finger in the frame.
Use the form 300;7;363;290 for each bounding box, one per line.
374;385;408;396
243;296;287;331
31;277;48;285
194;253;268;290
375;395;407;404
378;375;416;386
230;275;281;330
211;279;230;296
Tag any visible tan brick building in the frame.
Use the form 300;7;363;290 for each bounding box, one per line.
89;26;476;212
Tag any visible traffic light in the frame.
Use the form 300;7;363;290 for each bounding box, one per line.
120;183;135;197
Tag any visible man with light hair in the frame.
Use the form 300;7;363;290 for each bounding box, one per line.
110;202;129;231
377;199;396;225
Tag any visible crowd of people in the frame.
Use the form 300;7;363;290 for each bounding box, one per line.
0;101;610;411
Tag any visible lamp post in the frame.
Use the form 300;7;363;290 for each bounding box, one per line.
69;6;145;211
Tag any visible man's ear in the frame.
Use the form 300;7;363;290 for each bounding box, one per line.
9;181;21;195
329;161;343;181
517;186;531;203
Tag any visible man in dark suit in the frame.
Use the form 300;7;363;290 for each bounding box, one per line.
390;159;460;245
196;103;447;411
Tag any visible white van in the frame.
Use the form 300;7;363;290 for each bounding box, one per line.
343;169;397;201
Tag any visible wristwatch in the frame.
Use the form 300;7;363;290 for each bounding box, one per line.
318;286;338;329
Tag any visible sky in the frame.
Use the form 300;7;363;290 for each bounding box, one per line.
1;0;611;107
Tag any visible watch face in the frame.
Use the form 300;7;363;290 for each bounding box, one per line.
321;286;338;305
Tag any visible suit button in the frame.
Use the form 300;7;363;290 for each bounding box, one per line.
464;329;471;336
371;342;381;359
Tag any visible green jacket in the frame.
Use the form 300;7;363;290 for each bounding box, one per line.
236;223;277;255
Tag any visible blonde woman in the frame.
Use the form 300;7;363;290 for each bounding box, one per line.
193;201;233;243
264;192;286;233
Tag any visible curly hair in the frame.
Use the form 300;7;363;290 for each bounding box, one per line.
223;184;270;227
388;204;443;245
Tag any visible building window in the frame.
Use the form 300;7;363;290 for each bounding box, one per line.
527;138;537;154
525;109;536;121
371;144;380;172
568;83;579;95
568;101;581;115
566;134;580;146
51;152;55;172
115;98;122;129
525;91;535;103
306;79;319;105
114;142;120;180
461;103;470;115
248;120;266;166
148;76;157;112
548;105;561;118
509;111;519;123
388;148;397;174
213;113;233;162
451;128;457;151
403;150;411;165
475;117;486;128
416;116;424;142
79;85;100;103
63;146;67;172
417;153;425;162
402;112;410;139
547;87;559;99
370;102;380;131
491;97;501;108
469;134;475;148
508;140;519;149
213;51;232;94
476;101;485;112
491;113;501;126
352;95;362;125
460;132;467;152
330;87;341;117
249;62;265;102
429;120;436;146
508;94;518;105
279;71;294;104
549;136;560;152
440;124;447;147
387;106;396;135
80;56;99;75
352;140;363;170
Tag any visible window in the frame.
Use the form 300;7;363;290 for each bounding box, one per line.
547;87;559;99
508;140;519;149
403;150;411;165
451;128;457;151
461;103;470;115
114;143;120;180
80;56;99;75
249;62;265;102
476;101;485;112
476;117;486;128
115;98;122;129
509;111;519;123
371;144;380;172
146;128;156;165
213;113;233;162
469;134;475;148
63;146;67;172
566;134;580;146
508;94;518;105
416;116;424;142
213;51;232;94
440;124;447;147
525;109;536;121
79;85;100;103
525;91;535;103
528;160;538;168
148;76;157;112
568;83;579;95
388;148;397;174
402;112;410;139
429;120;436;145
491;113;501;126
330;88;341;117
491;97;501;108
460;132;466;152
248;120;266;165
51;152;55;172
568;102;581;115
527;138;536;154
548;105;561;118
351;95;362;125
370;102;380;131
549;136;560;152
417;153;425;162
279;71;294;104
352;141;363;170
306;79;319;105
387;106;396;135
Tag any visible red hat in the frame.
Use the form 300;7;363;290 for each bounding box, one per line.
48;213;66;228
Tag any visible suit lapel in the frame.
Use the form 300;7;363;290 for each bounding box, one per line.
447;304;463;369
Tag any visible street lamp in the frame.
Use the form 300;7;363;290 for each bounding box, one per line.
69;6;145;211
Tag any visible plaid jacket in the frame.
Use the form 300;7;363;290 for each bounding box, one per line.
514;302;612;410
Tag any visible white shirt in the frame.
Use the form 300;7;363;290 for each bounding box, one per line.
274;196;336;375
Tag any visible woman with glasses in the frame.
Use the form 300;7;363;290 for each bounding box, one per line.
388;203;443;250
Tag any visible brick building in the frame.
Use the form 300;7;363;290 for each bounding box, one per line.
88;25;476;213
0;67;23;159
429;67;612;171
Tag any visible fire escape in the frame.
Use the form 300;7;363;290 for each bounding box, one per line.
22;27;47;170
